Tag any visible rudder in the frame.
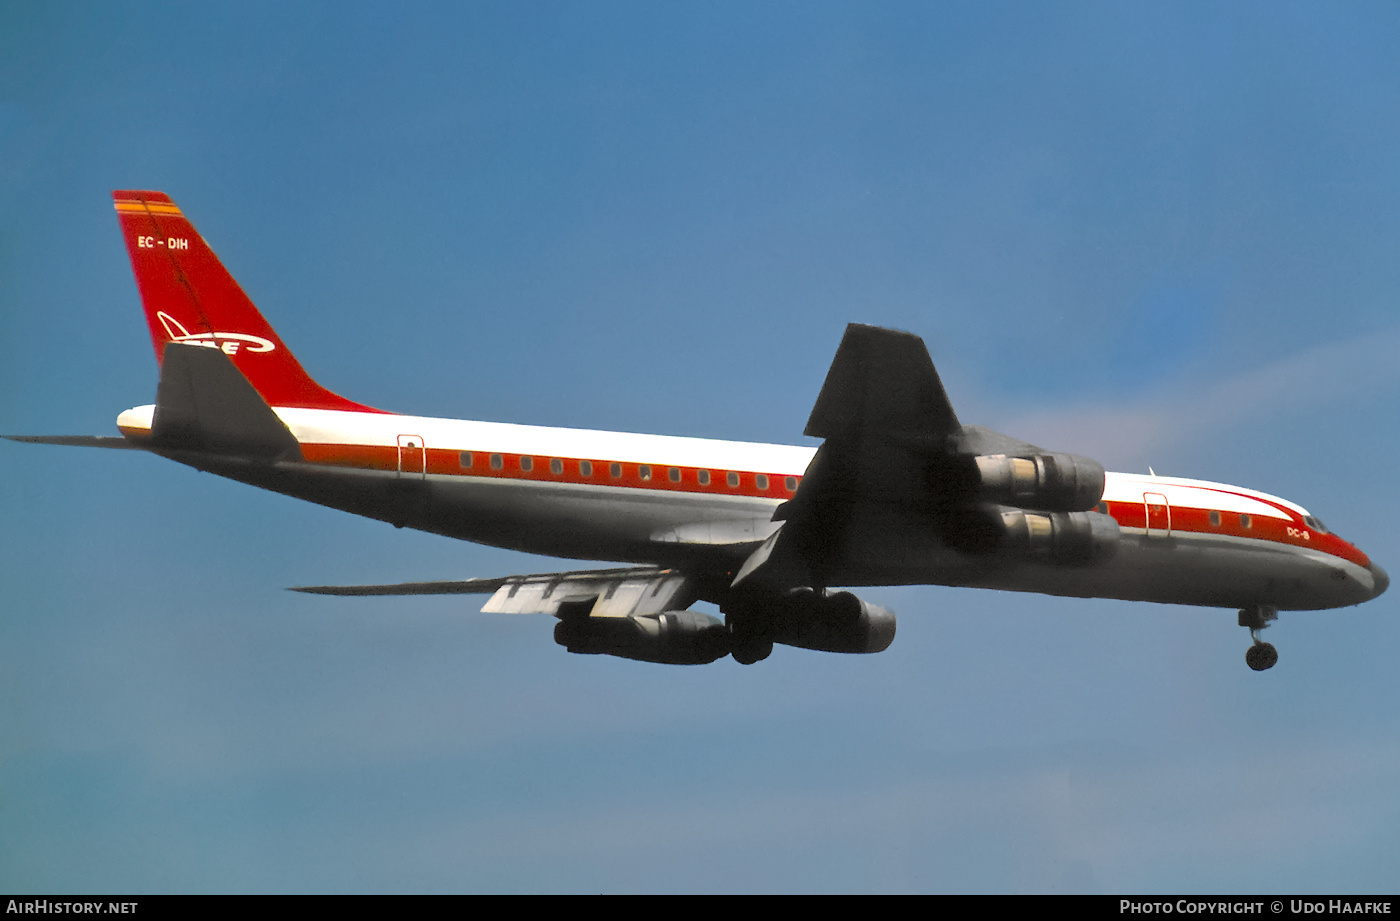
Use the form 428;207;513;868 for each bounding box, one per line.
113;190;379;413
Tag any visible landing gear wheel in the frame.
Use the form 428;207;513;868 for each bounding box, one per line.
1238;605;1279;672
1246;642;1278;671
731;638;772;665
725;604;774;665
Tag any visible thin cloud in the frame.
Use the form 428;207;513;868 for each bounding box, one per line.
1004;327;1400;470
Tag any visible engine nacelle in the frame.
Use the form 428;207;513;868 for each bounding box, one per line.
996;507;1120;564
973;452;1106;512
771;590;896;655
553;610;729;665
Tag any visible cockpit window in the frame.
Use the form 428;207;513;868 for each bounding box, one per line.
1303;515;1329;535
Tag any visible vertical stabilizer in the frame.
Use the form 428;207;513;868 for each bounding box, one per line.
112;190;380;412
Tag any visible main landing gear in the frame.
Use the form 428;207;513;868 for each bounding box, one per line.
1239;605;1279;671
727;609;773;665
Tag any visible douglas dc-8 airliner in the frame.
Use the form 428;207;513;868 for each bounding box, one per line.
6;191;1387;670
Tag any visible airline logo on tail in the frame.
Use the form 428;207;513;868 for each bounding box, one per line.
157;312;276;356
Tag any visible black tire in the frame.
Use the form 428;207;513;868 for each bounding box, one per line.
731;639;773;665
1246;642;1278;671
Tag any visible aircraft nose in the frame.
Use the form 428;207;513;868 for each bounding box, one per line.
1371;563;1389;599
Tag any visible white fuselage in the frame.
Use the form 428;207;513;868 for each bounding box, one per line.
117;403;1384;612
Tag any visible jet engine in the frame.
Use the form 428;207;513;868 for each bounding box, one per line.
970;452;1106;512
553;610;729;665
769;589;897;655
995;507;1119;563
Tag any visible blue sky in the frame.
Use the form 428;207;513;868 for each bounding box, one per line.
2;1;1398;893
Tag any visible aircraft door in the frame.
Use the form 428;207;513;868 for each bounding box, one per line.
397;434;426;478
1144;492;1170;537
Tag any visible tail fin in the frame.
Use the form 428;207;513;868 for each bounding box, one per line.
112;190;380;413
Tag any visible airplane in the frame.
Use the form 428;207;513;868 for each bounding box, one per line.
5;191;1388;671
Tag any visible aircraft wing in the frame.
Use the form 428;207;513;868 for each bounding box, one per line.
734;324;1054;590
803;322;962;444
293;566;697;618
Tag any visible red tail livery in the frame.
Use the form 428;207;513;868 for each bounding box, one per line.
112;190;379;413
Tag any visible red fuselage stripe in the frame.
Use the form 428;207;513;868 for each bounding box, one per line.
293;441;1370;568
298;443;799;499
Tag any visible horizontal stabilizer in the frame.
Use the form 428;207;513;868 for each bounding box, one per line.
3;435;143;449
152;342;302;460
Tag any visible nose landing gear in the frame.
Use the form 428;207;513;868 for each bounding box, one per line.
1239;605;1279;671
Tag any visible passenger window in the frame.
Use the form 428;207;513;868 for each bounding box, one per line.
520;456;533;472
610;463;622;479
490;454;503;470
459;452;473;469
550;458;563;475
669;467;681;483
1240;514;1252;529
1209;511;1221;526
756;474;769;491
698;470;710;486
580;460;593;477
727;472;740;488
785;476;797;492
640;465;652;481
